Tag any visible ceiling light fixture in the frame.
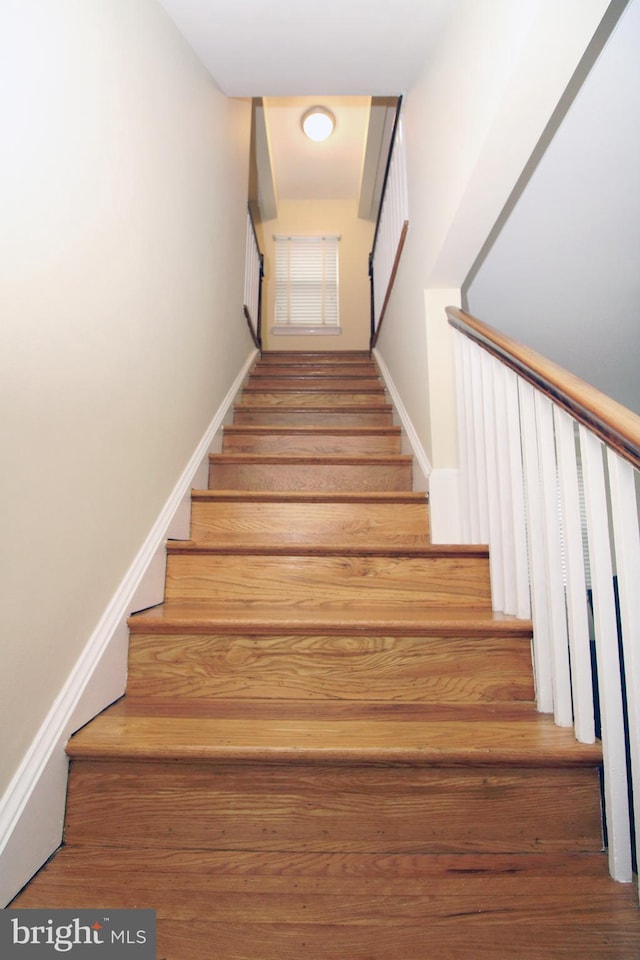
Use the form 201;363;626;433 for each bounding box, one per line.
301;107;335;142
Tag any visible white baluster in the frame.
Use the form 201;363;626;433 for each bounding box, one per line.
554;407;595;743
580;426;632;881
607;448;640;893
452;331;472;543
493;359;517;615
470;345;490;544
504;367;530;619
519;379;554;713
535;391;572;727
480;351;505;612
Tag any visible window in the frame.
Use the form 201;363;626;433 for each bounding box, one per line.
272;235;340;335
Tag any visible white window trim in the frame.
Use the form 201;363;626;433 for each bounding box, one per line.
271;234;341;336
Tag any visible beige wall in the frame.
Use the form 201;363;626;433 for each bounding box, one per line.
0;0;252;798
376;0;612;469
258;199;374;352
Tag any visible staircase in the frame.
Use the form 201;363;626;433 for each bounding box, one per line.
12;351;640;958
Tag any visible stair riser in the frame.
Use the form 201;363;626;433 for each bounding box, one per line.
259;353;371;364
245;378;384;391
251;364;378;377
190;501;429;544
233;408;394;427
222;433;402;456
240;392;386;407
64;761;603;854
208;462;413;491
127;634;535;702
164;554;492;605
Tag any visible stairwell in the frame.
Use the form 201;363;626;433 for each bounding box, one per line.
12;351;640;958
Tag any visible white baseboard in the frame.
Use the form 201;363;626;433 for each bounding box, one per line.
372;349;431;491
428;468;462;543
0;349;258;907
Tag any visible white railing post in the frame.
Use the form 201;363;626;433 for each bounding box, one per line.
535;391;573;727
504;366;530;620
554;407;595;744
518;379;554;714
607;449;640;893
580;426;632;882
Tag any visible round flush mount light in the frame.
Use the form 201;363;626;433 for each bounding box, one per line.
301;107;335;142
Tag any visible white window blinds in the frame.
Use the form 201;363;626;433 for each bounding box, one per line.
274;235;340;330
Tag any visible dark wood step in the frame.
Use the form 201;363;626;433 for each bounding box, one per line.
190;490;429;544
208;453;413;491
221;426;402;456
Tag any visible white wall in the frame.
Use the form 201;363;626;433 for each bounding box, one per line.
0;0;252;898
375;0;613;470
466;0;640;415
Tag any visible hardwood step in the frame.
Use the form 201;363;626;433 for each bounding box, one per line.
232;405;394;426
163;543;492;606
239;391;387;407
258;351;372;364
64;757;601;855
250;362;378;377
208;454;413;491
245;377;384;391
14;849;640;960
190;490;429;544
221;426;402;456
129;600;529;636
63;701;602;855
126;632;535;702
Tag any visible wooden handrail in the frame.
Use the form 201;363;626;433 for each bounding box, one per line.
447;306;640;471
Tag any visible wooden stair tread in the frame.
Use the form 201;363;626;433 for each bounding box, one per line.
242;374;385;394
233;403;394;412
105;698;540;722
14;851;640;960
209;453;411;465
191;490;426;503
67;701;601;766
165;541;487;557
223;426;402;436
128;601;531;635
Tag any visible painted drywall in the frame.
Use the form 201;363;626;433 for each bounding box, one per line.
0;0;251;811
259;200;374;352
375;0;613;468
466;0;640;415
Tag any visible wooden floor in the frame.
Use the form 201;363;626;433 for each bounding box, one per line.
11;351;640;959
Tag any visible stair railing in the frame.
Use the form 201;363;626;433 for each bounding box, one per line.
369;97;409;350
244;206;264;351
448;306;640;891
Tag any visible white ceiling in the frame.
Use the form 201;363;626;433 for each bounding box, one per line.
263;96;371;202
156;0;460;214
157;0;459;96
